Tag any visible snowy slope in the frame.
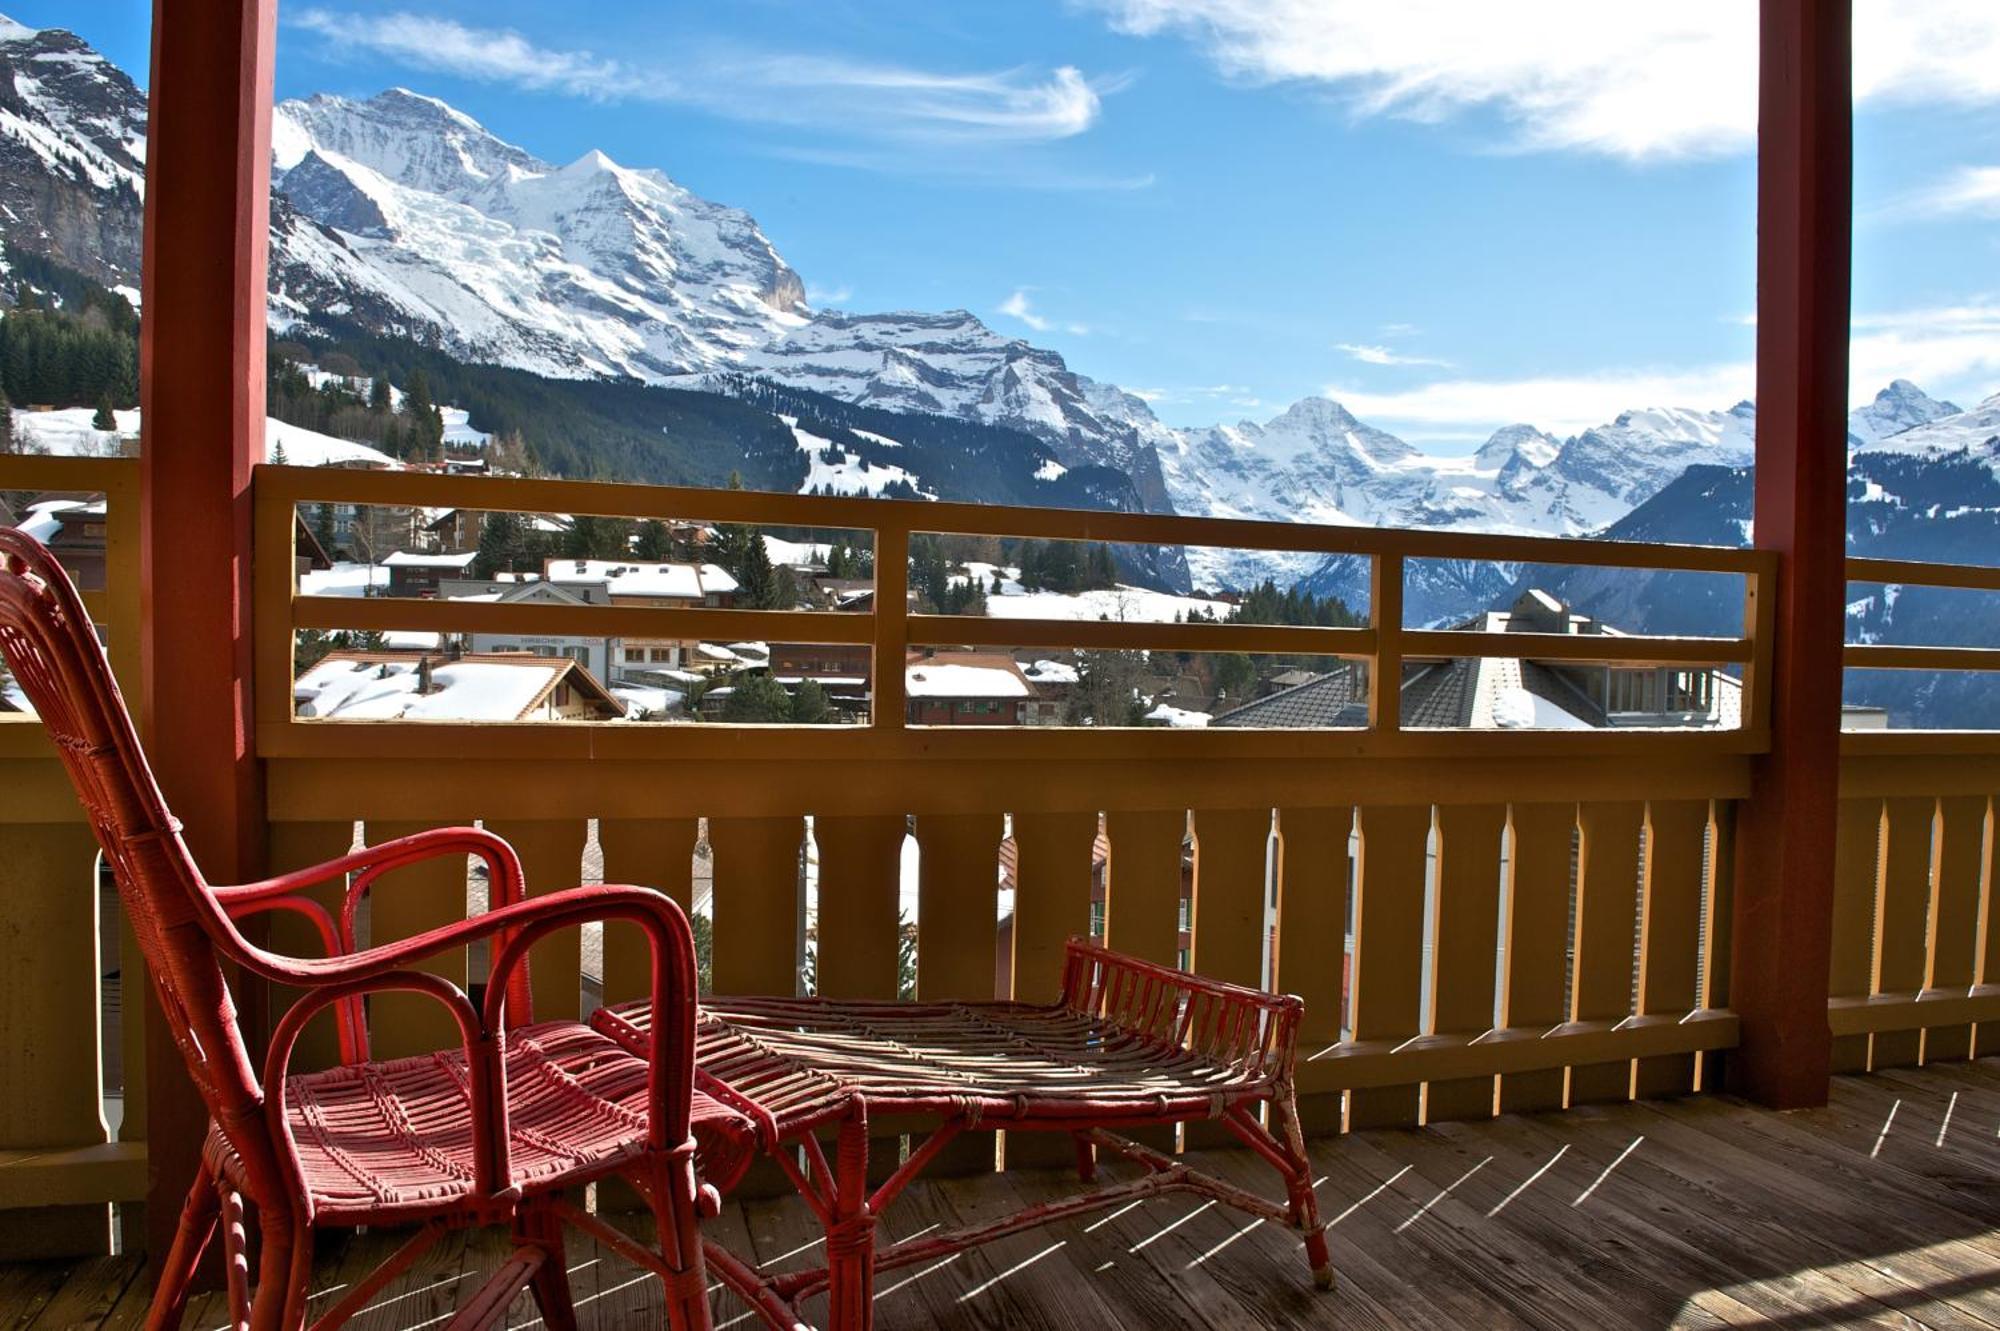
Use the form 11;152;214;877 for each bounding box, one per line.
14;407;399;468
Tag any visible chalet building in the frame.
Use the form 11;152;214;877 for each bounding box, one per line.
448;579;618;680
292;650;625;722
382;549;479;598
15;496;108;590
905;652;1036;725
545;558;740;677
1214;588;1747;731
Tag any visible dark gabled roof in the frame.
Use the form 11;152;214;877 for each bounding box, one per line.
1518;660;1609;727
1210;666;1367;728
1400;658;1478;728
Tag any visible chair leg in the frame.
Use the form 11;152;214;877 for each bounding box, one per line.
219;1187;252;1331
825;1110;876;1331
647;1150;716;1331
144;1173;220;1331
246;1202;312;1331
1072;1132;1097;1183
1269;1092;1333;1291
518;1201;580;1331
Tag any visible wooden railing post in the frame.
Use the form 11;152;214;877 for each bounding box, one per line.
1728;0;1851;1108
139;0;277;1270
873;525;909;730
1369;553;1403;734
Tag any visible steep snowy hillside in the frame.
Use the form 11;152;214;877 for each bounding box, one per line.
0;17;144;285
268;90;808;379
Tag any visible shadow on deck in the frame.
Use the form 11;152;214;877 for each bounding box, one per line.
11;1059;1999;1329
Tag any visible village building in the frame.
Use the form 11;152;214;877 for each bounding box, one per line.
382;549;479;598
292;650;625;722
905;651;1036;726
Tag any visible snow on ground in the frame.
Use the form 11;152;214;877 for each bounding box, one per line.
12;408;402;469
612;685;683;720
300;562;389;597
783;418;935;499
956;563;1233;625
762;535;830;567
267;418;399;468
1022;659;1079;685
1033;459;1067;482
441;406;491;449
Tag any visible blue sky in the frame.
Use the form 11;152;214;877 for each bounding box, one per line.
30;1;2000;448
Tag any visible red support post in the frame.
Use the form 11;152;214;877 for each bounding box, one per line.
138;0;276;1271
1728;0;1852;1108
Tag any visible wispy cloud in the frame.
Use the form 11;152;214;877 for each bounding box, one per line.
806;281;854;307
1335;342;1450;368
289;8;1123;153
999;289;1091;336
1887;165;2000;221
1080;1;2000;161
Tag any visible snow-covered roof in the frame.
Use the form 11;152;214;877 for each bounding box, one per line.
545;559;738;600
16;499;94;543
381;630;443;651
383;550;478;569
294;652;620;721
299;562;389;598
1144;703;1211;728
905;660;1031;699
1022;659;1079;685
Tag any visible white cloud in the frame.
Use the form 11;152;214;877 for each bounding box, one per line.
1081;1;2000;160
1330;363;1756;439
1850;300;2000;396
290;9;1117;147
806;281;854;307
1335;341;1449;367
998;289;1090;336
1892;165;2000;220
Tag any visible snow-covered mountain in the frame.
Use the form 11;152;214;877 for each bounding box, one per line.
1848;379;1961;446
268;90;808;379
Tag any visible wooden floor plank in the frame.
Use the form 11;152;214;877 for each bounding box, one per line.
11;1060;2000;1329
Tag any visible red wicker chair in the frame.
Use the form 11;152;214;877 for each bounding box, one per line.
0;528;754;1331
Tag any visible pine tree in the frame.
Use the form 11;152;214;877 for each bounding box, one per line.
721;673;793;723
92;391;117;432
789;678;834;724
734;530;777;608
0;384;13;454
634;519;670;561
369;374;393;413
312;502;337;555
474;510;524;579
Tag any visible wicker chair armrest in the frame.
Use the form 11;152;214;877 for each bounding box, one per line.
260;969;510;1208
1060;938;1305;1081
221;892;367;1064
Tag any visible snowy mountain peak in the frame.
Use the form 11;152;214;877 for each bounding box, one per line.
1849;378;1962;446
0;14;39;42
1474;423;1561;472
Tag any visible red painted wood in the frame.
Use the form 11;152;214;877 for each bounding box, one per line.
1727;0;1851;1108
138;0;278;1273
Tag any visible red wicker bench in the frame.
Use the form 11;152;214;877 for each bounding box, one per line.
593;939;1332;1330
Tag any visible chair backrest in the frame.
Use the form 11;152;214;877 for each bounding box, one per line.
0;528;264;1135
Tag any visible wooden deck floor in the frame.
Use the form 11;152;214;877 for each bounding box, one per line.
8;1058;1999;1329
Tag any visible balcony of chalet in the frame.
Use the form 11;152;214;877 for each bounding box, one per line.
0;4;1997;1329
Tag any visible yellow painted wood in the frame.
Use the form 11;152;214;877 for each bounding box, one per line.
914;813;1003;1003
913;615;1372;658
1568;801;1644;1105
1272;806;1351;1051
1698;801;1736;1090
1634;801;1707;1097
1423;804;1506;1123
1497;802;1575;1113
1347;804;1430;1129
814;814;906;1000
707;817;802;997
263;820;358;1073
1828;798;1883;1073
1190;807;1272;989
1978;801;2000;1059
1103;809;1187;969
1922;796;1988;1062
1009;811;1097;1005
597;818;699;1008
1273;806;1350;1135
1869;796;1936;1069
357;820;470;1059
0;823;107;1153
483;820;588;1025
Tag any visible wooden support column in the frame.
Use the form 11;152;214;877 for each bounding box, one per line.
1727;0;1851;1108
139;0;276;1269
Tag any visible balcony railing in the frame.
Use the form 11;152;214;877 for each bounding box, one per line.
0;454;1994;1257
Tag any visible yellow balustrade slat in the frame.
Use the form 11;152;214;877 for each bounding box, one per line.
1189;807;1271;990
909;614;1375;658
294;594;874;646
1633;800;1707;1097
1828;798;1885;1073
1841;644;2000;673
1868;796;1937;1069
706;818;803;998
1272;806;1350;1135
482;820;589;1026
914;813;1003;1004
1403;629;1753;667
813;814;907;1000
1008;811;1097;1006
1102;809;1187;969
1845;557;2000;592
597;818;700;1008
1346;804;1430;1129
1568;801;1644;1105
1922;796;1989;1062
1497;802;1575;1113
1423;803;1507;1124
0;823;107;1155
356;820;472;1059
263;820;360;1074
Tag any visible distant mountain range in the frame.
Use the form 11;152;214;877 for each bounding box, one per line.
0;11;1995;724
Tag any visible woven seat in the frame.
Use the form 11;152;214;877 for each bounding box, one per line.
597;996;1281;1143
211;1021;754;1223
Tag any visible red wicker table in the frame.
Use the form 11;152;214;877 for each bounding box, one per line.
592;939;1332;1330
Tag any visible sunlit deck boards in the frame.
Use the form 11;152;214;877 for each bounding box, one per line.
13;1059;2000;1329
